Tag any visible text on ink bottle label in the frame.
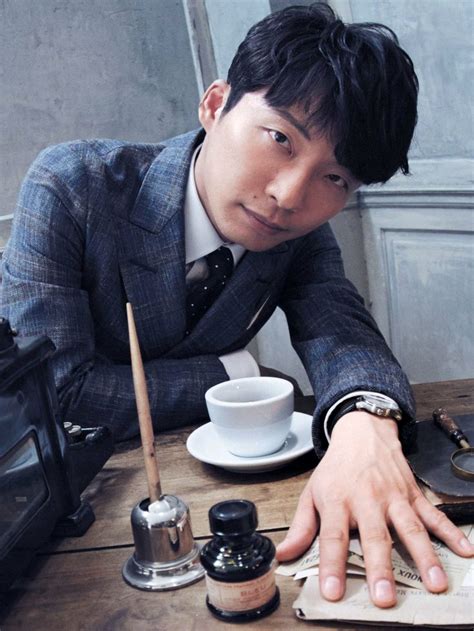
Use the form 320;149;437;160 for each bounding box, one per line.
205;567;276;613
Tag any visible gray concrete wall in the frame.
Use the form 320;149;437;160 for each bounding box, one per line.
0;0;200;245
205;0;270;78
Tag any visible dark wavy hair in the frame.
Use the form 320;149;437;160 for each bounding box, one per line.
223;3;418;184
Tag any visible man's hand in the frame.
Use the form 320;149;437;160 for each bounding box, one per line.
276;411;474;608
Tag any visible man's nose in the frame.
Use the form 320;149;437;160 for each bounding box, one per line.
265;167;311;212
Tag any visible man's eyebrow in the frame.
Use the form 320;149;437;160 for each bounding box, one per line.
274;109;312;140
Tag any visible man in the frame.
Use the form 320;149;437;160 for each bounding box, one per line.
2;2;472;609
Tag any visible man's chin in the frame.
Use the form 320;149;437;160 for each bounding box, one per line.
218;217;291;251
236;235;289;252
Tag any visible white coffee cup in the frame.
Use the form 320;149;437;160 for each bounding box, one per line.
205;377;294;458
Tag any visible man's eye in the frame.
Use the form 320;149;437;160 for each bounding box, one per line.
269;130;290;147
327;174;347;189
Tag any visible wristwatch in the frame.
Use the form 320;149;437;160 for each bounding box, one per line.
327;393;403;437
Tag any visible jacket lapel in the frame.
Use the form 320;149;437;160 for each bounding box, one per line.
117;130;204;359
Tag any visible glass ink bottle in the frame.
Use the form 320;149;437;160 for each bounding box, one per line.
200;499;280;622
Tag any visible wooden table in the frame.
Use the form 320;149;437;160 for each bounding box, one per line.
1;379;472;630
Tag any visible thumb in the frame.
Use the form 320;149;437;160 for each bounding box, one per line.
276;483;319;562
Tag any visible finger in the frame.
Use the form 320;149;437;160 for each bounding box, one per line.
388;499;448;594
276;482;319;562
357;508;397;608
318;501;349;602
413;495;474;558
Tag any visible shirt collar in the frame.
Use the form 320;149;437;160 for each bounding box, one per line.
184;145;245;265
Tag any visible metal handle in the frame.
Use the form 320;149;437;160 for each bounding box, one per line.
433;408;470;449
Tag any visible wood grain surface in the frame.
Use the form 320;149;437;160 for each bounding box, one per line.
1;532;356;631
412;379;473;419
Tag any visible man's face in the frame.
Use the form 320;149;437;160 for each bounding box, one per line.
195;81;359;252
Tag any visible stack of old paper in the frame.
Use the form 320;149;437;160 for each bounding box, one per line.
277;525;474;628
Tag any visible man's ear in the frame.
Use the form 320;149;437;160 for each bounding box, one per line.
198;80;230;130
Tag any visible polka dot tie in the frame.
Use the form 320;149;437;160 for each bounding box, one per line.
185;246;234;335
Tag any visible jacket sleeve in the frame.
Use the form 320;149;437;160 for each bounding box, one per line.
1;147;228;441
280;223;416;457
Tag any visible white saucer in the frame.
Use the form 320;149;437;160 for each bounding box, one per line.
186;412;313;473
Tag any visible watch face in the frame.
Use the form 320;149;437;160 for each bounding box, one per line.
361;393;399;411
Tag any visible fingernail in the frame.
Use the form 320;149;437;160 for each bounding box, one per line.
323;576;342;600
428;565;447;589
459;537;474;553
374;579;394;603
276;538;291;551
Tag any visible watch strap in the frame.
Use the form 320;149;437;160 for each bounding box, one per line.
326;395;401;438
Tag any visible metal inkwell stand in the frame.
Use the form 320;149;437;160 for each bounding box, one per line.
122;304;204;591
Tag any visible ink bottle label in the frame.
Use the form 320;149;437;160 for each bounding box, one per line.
205;565;276;613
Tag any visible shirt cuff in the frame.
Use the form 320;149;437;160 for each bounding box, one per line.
323;391;398;445
218;350;260;380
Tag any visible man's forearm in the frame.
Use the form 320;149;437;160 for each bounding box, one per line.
57;354;229;440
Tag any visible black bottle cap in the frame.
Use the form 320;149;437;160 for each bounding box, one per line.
209;500;258;536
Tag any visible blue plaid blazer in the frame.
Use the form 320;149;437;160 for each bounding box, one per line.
1;129;415;453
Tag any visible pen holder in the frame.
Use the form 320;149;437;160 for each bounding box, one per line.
122;495;204;591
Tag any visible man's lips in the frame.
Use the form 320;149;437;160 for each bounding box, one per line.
242;206;288;234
